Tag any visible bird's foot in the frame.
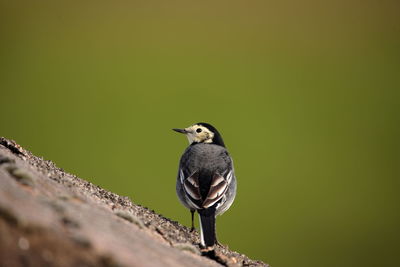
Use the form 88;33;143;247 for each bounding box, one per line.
200;246;215;257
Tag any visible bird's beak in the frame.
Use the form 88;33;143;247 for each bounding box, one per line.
172;128;187;134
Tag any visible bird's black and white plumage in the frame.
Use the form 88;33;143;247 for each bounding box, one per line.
173;123;237;250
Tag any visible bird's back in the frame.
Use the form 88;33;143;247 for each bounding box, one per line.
180;143;231;175
179;143;232;200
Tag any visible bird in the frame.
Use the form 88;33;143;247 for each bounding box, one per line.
173;122;237;252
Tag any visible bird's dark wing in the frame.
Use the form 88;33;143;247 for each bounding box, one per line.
180;170;202;209
202;170;233;208
180;168;234;210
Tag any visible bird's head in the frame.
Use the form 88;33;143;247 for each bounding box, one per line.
173;122;225;147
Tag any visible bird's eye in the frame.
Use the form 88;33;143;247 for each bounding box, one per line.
196;128;202;133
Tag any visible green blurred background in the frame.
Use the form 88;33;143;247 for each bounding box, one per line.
1;1;399;266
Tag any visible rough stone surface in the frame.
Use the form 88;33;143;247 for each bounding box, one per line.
0;137;269;267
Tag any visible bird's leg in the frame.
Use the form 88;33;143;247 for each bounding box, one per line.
190;210;195;232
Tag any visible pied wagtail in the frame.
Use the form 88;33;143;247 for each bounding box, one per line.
173;123;237;251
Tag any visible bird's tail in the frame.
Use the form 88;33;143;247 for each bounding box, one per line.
199;208;216;248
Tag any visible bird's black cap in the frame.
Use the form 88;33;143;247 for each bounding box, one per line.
196;122;226;147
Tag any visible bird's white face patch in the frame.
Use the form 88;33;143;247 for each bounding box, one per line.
184;124;214;144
